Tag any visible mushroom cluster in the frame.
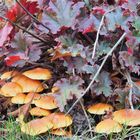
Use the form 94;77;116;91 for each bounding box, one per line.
1;68;140;137
0;68;73;136
87;103;140;134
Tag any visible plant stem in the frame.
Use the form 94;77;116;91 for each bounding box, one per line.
0;15;48;44
125;71;134;110
92;8;116;59
66;32;126;115
15;0;51;32
79;100;93;138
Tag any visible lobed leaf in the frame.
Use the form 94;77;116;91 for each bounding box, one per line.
53;76;84;111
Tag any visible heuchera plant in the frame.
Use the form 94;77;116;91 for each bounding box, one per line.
0;0;140;111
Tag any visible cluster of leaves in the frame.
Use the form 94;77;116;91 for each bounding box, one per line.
1;0;140;111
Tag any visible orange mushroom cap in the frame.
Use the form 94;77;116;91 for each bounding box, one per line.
34;95;58;110
51;86;60;93
113;109;140;126
46;113;73;129
24;92;41;104
12;74;44;93
20;117;53;136
87;103;113;115
0;82;22;97
0;71;19;80
29;107;51;117
95;119;122;134
11;93;26;104
23;68;52;80
51;129;72;136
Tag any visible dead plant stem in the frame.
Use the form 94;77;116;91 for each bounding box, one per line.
79;100;93;137
125;71;134;110
0;15;48;44
66;32;126;115
92;8;116;59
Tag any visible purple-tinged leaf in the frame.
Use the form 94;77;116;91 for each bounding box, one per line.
105;7;133;32
78;14;100;34
28;44;42;62
119;51;140;74
53;76;84;111
0;23;13;47
91;71;112;97
41;0;85;34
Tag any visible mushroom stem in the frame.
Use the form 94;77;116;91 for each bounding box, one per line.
18;114;26;126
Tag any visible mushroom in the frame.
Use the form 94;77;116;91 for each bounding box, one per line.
11;93;26;104
95;119;122;134
12;74;44;93
23;67;52;80
20;117;53;136
51;129;72;136
51;86;59;93
29;107;51;117
0;82;22;97
87;103;113;115
34;95;58;110
46;113;72;129
0;71;19;80
24;92;41;104
113;109;140;126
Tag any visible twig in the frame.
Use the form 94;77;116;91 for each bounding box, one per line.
124;71;134;110
0;15;48;44
79;100;93;138
15;0;51;32
66;32;126;114
92;8;116;59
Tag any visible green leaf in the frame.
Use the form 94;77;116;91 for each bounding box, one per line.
132;18;140;31
96;41;111;58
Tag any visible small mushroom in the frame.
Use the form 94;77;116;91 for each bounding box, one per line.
46;113;73;129
24;92;41;104
20;117;53;136
0;71;19;80
34;95;58;110
11;93;26;104
51;86;59;93
23;67;52;80
87;103;113;115
51;129;72;136
12;74;44;93
95;119;122;134
0;82;23;97
29;107;51;117
113;109;140;126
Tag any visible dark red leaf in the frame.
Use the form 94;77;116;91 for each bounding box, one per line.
92;6;106;15
5;55;22;66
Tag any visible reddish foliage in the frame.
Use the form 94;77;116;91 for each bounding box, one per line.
6;0;38;21
5;55;21;66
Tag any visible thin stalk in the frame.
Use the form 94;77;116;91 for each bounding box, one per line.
15;0;51;32
0;15;48;44
92;8;116;59
66;32;126;114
